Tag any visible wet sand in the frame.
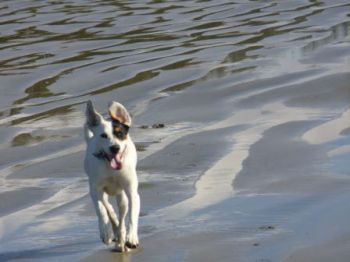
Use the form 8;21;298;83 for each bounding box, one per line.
1;1;350;261
81;74;350;262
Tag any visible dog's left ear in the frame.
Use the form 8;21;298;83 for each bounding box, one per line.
86;100;103;128
108;101;132;127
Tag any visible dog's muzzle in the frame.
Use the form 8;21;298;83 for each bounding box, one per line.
93;145;126;170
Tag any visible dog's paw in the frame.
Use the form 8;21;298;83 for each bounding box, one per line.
126;233;139;249
99;221;113;245
125;241;139;249
114;243;130;253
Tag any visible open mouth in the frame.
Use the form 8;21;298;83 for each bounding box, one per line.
105;152;122;170
94;146;126;170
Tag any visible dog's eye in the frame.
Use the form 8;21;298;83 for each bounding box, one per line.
100;133;108;138
114;131;123;139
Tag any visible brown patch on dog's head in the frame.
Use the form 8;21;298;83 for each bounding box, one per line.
112;122;129;140
114;126;122;133
108;101;132;127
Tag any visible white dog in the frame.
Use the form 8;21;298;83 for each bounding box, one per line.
84;100;140;252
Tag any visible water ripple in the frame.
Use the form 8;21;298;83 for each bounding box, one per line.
0;0;350;259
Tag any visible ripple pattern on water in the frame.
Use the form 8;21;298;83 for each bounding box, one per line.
0;0;350;260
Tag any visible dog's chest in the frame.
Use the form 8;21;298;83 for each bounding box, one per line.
97;175;123;195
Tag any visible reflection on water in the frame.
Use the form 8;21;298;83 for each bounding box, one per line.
0;0;348;122
303;21;350;53
11;132;45;147
0;0;350;260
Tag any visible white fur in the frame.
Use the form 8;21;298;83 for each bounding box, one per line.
84;100;140;252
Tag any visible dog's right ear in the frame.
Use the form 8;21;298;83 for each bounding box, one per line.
86;100;102;128
108;101;132;127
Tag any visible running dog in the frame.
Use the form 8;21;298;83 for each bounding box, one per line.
84;100;140;252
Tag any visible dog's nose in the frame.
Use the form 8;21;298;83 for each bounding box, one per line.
109;145;120;154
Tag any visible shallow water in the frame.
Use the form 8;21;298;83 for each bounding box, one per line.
0;0;350;261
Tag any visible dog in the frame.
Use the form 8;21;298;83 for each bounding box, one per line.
84;100;140;252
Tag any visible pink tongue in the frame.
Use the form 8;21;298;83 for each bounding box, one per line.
110;154;122;170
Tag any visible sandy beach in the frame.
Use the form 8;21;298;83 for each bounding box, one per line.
1;1;350;261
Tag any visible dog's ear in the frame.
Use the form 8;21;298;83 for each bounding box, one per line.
108;101;132;127
86;100;102;127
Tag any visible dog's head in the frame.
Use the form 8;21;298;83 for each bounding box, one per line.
85;100;132;170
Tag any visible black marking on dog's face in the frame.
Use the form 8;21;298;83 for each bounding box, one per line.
112;119;129;140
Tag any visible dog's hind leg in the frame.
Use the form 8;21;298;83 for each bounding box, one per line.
89;185;113;245
102;193;119;239
116;191;128;252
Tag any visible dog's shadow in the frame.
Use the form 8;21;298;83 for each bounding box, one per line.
87;246;140;262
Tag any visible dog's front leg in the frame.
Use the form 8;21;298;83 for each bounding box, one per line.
116;191;128;252
125;183;140;248
102;193;119;239
90;186;113;245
